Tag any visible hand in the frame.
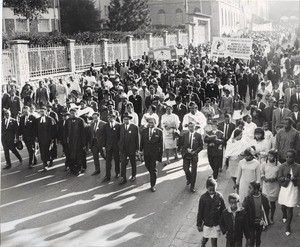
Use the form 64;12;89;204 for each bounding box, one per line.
197;226;203;232
19;136;23;141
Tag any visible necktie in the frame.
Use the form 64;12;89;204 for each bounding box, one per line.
280;109;283;119
63;120;65;126
94;122;98;133
224;123;228;139
5;119;9;129
149;128;153;140
25;116;28;125
189;133;192;148
111;123;113;129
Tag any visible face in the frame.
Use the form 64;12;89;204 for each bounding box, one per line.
4;111;10;118
248;184;256;196
255;133;262;140
268;153;275;162
22;108;29;116
236;132;243;140
286;151;295;164
225;116;230;123
278;101;285;109
123;117;130;124
229;198;238;212
207;185;216;195
92;114;99;122
70;111;76;118
109;116;116;123
166;107;172;114
188;123;195;132
284;119;291;129
148;119;155;128
245;154;253;161
39;109;46;116
246;116;252;123
190;106;196;114
212;124;218;131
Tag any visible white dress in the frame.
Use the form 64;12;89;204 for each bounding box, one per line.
261;161;281;201
278;168;299;207
250;139;271;163
161;113;180;149
56;83;67;106
243;122;257;142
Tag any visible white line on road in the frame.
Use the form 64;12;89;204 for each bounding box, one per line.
0;198;30;208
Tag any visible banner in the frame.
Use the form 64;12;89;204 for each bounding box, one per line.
252;23;273;32
211;37;253;60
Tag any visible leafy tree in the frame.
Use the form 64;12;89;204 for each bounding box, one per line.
4;0;51;20
60;0;100;34
108;0;151;31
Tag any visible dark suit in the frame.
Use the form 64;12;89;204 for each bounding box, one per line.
180;131;203;190
204;130;225;179
57;119;69;168
89;120;106;172
2;93;10;110
248;73;259;100
36;87;49;107
262;106;276;131
272;108;291;133
218;121;235;144
173;103;188;130
129;95;142;115
1;117;22;166
118;123;139;179
288;93;300;110
103;121;121;178
140;127;163;187
290;111;300;128
145;95;156;110
8;96;21;119
19;115;37;165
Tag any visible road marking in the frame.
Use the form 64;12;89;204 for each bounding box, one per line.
0;198;30;208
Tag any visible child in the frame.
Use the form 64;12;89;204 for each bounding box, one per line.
211;97;220;119
220;193;250;247
263;122;273;144
232;94;244;122
220;89;233;116
261;149;281;224
197;176;226;247
243;181;270;247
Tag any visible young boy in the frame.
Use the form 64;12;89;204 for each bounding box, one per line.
197;176;226;247
220;193;250;247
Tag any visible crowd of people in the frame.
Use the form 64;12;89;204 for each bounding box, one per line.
2;25;300;246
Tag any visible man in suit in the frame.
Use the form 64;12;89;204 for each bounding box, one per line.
145;85;156;111
218;114;235;145
57;110;70;170
35;106;55;172
36;80;49;107
139;82;150;113
248;93;266;112
289;104;300;128
288;84;300;110
140;117;163;192
8;88;21;119
173;96;188;130
272;99;291;134
180;121;203;193
118;112;139;185
262;98;276;131
19;106;37;169
285;81;295;109
248;68;259;100
205;120;225;180
89;112;106;175
129;86;142;117
1;109;22;169
102;112;121;182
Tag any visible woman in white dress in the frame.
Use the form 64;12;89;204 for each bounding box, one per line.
250;127;271;164
56;79;68;105
236;147;261;203
278;149;300;236
161;105;180;165
141;105;159;128
242;114;257;142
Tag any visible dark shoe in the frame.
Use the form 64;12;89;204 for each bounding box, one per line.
92;171;100;176
3;165;11;170
129;176;136;182
48;161;53;167
119;178;127;185
186;180;191;186
174;155;179;160
150;186;156;192
19;159;23;165
81;168;86;173
190;188;196;193
102;176;111;182
115;174;120;178
75;171;81;176
64;167;70;171
28;164;33;169
42;167;48;172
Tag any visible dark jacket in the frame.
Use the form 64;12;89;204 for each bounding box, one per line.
197;191;226;227
242;194;270;228
18;115;37;142
89;120;106;148
220;207;250;241
118;123;139;155
129;95;142;114
140;127;163;161
180;131;203;160
103;121;120;151
1;117;19;146
218;121;235;142
173;103;188;124
204;130;224;156
278;162;300;187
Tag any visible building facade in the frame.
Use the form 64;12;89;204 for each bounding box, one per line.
2;0;61;35
94;0;111;28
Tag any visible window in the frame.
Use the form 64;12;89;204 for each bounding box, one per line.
221;8;224;26
175;8;183;24
38;19;51;32
193;7;201;13
225;10;227;26
15;19;29;32
158;9;166;25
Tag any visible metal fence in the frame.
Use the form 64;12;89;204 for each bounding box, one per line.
180;33;188;47
2;49;16;83
168;34;178;46
152;37;164;48
107;42;128;65
75;44;103;71
28;46;69;77
132;39;148;60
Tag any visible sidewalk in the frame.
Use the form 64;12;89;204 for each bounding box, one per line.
170;168;300;247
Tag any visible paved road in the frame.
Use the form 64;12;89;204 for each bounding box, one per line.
1;146;211;247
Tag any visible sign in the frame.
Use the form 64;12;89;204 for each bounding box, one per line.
252;23;273;32
148;46;183;60
211;37;253;60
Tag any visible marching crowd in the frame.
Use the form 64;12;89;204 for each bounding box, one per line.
2;26;300;247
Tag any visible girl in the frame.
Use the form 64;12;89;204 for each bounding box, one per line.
250;127;271;164
211;97;220;119
232;94;244;122
261;149;281;224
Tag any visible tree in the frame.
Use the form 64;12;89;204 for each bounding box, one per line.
107;0;151;31
4;0;51;20
60;0;100;34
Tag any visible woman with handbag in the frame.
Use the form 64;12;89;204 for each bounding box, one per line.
278;149;300;236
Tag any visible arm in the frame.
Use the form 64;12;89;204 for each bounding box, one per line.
220;211;227;235
272;111;276;134
194;134;203;154
140;130;144;152
236;162;242;185
196;197;204;228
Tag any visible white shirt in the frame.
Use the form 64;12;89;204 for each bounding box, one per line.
182;111;207;135
189;131;194;148
40;116;46;123
5;117;10;129
128;112;139;126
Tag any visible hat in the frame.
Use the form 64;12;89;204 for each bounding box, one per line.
103;75;109;78
15;140;23;150
123;112;133;119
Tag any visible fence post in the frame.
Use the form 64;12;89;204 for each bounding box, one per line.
126;35;134;59
176;29;181;45
163;30;168;46
100;38;109;64
8;40;30;86
146;32;153;48
67;39;76;73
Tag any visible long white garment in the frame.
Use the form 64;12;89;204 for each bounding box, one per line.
278;168;299;207
182;111;207;135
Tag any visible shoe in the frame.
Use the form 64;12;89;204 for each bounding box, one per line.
186;180;191;186
269;219;274;225
150;186;156;192
81;168;86;173
48;161;53;167
64;167;70;171
19;159;23;165
28;164;33;169
42;167;48;172
129;176;136;182
285;231;291;237
3;165;11;170
190;188;196;193
174;155;179;160
92;171;100;176
115;174;120;178
75;171;81;176
283;218;287;223
119;178;127;185
102;177;111;182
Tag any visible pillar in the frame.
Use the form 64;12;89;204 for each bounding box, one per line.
9;40;30;86
175;29;181;45
163;30;168;46
126;35;134;59
100;38;109;64
67;39;76;73
146;32;153;48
